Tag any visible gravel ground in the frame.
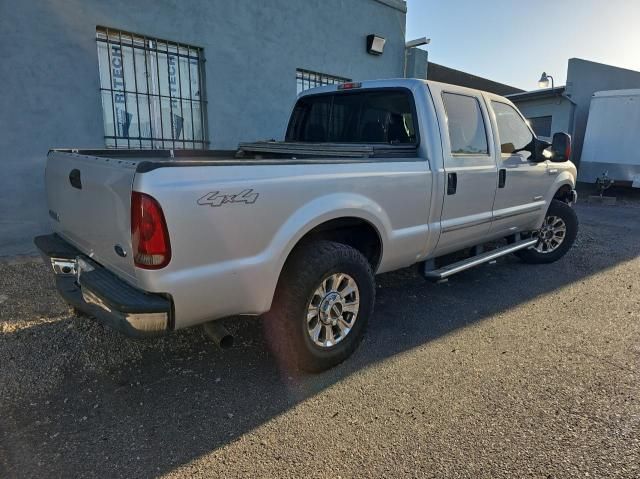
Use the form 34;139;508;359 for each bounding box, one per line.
1;202;639;478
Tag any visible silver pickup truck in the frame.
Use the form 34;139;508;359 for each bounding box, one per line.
36;79;578;372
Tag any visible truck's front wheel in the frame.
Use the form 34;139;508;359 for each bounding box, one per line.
516;199;578;264
263;241;375;373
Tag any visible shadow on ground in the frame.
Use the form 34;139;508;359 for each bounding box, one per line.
1;203;639;477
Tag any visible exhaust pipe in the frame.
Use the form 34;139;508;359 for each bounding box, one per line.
203;321;234;350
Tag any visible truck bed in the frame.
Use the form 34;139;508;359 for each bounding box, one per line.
52;141;419;173
45;143;431;327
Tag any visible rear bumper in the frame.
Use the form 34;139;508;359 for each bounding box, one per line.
34;234;172;338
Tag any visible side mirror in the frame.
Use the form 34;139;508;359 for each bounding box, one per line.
550;132;571;162
533;137;551;162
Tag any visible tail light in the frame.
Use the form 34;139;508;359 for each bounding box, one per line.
131;192;171;269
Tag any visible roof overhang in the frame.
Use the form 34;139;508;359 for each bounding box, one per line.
507;86;574;103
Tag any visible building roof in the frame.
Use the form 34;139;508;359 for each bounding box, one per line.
427;62;524;96
592;89;640;98
507;86;568;102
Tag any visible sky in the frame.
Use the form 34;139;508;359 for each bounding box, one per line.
405;0;640;90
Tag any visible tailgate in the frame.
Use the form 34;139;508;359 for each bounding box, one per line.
45;151;138;285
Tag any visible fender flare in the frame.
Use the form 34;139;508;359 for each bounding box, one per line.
259;193;391;310
546;171;576;204
534;171;576;226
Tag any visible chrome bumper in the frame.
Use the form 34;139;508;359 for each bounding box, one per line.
35;234;172;338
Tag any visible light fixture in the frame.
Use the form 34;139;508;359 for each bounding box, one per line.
405;37;431;49
366;34;386;55
538;72;554;89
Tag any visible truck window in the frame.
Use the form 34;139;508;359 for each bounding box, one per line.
442;93;489;155
286;90;417;144
491;101;534;156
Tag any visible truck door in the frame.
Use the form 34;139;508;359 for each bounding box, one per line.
487;99;549;236
435;90;498;254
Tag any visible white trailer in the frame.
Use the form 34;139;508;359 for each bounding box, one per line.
579;89;640;187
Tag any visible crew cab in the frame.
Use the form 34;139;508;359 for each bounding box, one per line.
36;79;578;372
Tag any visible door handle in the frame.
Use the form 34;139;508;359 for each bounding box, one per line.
69;169;82;190
498;169;506;188
447;172;457;195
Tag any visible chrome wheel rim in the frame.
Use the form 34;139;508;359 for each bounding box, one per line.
306;273;360;348
534;215;567;254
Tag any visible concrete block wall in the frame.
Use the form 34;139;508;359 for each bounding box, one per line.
0;0;406;255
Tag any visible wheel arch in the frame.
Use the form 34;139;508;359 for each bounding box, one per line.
553;184;574;203
287;216;384;271
527;173;574;230
259;194;391;312
532;173;576;231
547;171;576;204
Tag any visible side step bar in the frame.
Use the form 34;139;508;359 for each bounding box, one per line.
422;238;538;281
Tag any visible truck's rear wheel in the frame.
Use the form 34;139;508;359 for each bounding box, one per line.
263;241;375;373
516;199;578;264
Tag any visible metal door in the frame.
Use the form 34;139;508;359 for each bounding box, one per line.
487;98;549;236
433;87;499;254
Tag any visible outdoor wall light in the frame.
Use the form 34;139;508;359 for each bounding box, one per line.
538;72;554;89
367;34;386;55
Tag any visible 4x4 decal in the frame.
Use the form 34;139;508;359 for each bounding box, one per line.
197;189;259;207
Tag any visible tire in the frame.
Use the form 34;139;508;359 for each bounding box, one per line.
263;240;375;373
515;199;578;264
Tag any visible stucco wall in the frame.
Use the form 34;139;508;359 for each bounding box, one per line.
406;48;428;79
0;0;406;255
513;97;574;140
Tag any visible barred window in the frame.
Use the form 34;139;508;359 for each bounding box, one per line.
96;27;208;149
296;69;350;95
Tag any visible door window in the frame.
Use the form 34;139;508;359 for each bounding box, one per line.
491;101;534;156
442;93;489;155
528;116;552;138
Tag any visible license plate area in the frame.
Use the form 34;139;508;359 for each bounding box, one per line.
50;257;77;276
75;256;95;284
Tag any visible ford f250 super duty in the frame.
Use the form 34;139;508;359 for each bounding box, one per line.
36;79;578;372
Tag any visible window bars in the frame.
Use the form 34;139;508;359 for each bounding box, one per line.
296;68;350;95
96;26;208;149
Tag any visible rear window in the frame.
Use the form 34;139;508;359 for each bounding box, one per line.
286;89;417;144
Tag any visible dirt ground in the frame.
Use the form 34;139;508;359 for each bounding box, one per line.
1;201;639;478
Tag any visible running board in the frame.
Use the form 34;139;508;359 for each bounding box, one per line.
422;238;538;281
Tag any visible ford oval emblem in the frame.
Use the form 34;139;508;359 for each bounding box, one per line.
114;244;127;258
